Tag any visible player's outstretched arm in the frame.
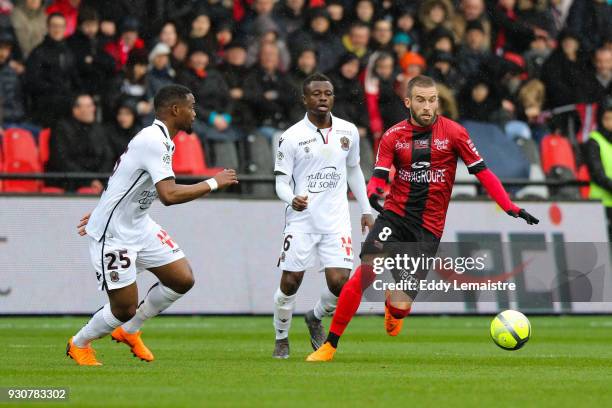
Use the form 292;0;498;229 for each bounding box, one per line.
155;169;238;206
475;168;539;225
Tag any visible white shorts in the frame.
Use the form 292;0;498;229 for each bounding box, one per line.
277;231;354;272
89;227;185;291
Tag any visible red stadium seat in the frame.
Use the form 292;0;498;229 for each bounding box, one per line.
540;134;580;199
40;186;65;194
0;142;3;192
37;128;66;193
76;186;100;195
577;164;590;199
540;134;577;175
2;128;41;192
172;132;224;177
38;128;51;168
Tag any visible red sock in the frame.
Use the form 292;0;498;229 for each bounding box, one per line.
329;265;375;338
385;301;411;319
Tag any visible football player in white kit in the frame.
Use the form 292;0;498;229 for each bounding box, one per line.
66;85;238;365
272;74;374;358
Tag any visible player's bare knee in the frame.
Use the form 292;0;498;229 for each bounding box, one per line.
173;269;195;294
180;274;195;293
280;280;299;296
111;304;137;322
324;268;350;296
160;262;195;294
280;271;303;295
328;275;349;296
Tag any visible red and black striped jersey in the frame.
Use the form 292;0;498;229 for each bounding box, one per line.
374;116;486;238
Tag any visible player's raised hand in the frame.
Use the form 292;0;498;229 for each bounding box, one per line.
361;213;375;234
507;208;539;225
77;212;91;236
213;169;239;189
292;195;308;211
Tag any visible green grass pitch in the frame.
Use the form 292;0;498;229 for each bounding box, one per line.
1;315;612;407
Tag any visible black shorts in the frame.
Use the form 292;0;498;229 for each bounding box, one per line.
361;210;440;255
361;210;440;300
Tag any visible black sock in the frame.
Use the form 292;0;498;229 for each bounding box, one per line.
326;332;340;348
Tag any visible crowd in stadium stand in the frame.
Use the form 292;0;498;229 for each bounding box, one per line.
0;0;611;195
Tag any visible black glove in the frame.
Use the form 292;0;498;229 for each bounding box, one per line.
507;209;539;225
368;187;384;213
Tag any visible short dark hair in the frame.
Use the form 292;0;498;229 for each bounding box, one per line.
302;73;332;95
47;12;65;25
349;21;370;32
154;85;193;112
78;7;99;26
374;51;394;66
72;93;94;108
406;75;436;97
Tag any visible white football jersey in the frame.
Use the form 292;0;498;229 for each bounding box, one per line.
86;119;175;244
275;113;360;234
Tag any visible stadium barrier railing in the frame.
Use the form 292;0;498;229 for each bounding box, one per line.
0;171;591;199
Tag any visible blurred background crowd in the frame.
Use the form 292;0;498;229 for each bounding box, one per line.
0;0;611;199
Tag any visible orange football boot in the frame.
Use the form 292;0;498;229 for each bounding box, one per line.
385;303;404;336
111;327;154;362
66;337;102;366
306;342;336;362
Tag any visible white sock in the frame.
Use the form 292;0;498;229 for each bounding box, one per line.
273;288;296;340
122;283;183;334
73;303;122;348
313;287;339;320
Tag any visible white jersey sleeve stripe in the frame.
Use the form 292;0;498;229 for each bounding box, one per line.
466;159;484;168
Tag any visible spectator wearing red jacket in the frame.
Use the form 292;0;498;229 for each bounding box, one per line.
103;16;145;72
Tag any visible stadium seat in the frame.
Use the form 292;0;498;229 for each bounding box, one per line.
540;134;577;175
514;138;548;199
40;186;65;194
36;128;66;193
172;132;224;177
38;128;51;168
514;137;540;167
76;186;100;195
516;164;549;200
462;121;530;195
249;132;275;196
0;143;3;192
1;128;41;193
540;134;580;199
577;164;590;199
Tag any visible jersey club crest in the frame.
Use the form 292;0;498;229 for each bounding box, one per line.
340;136;350;151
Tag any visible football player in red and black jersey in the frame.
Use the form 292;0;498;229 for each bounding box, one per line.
307;75;538;362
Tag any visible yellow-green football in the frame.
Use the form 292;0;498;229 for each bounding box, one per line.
490;310;531;350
